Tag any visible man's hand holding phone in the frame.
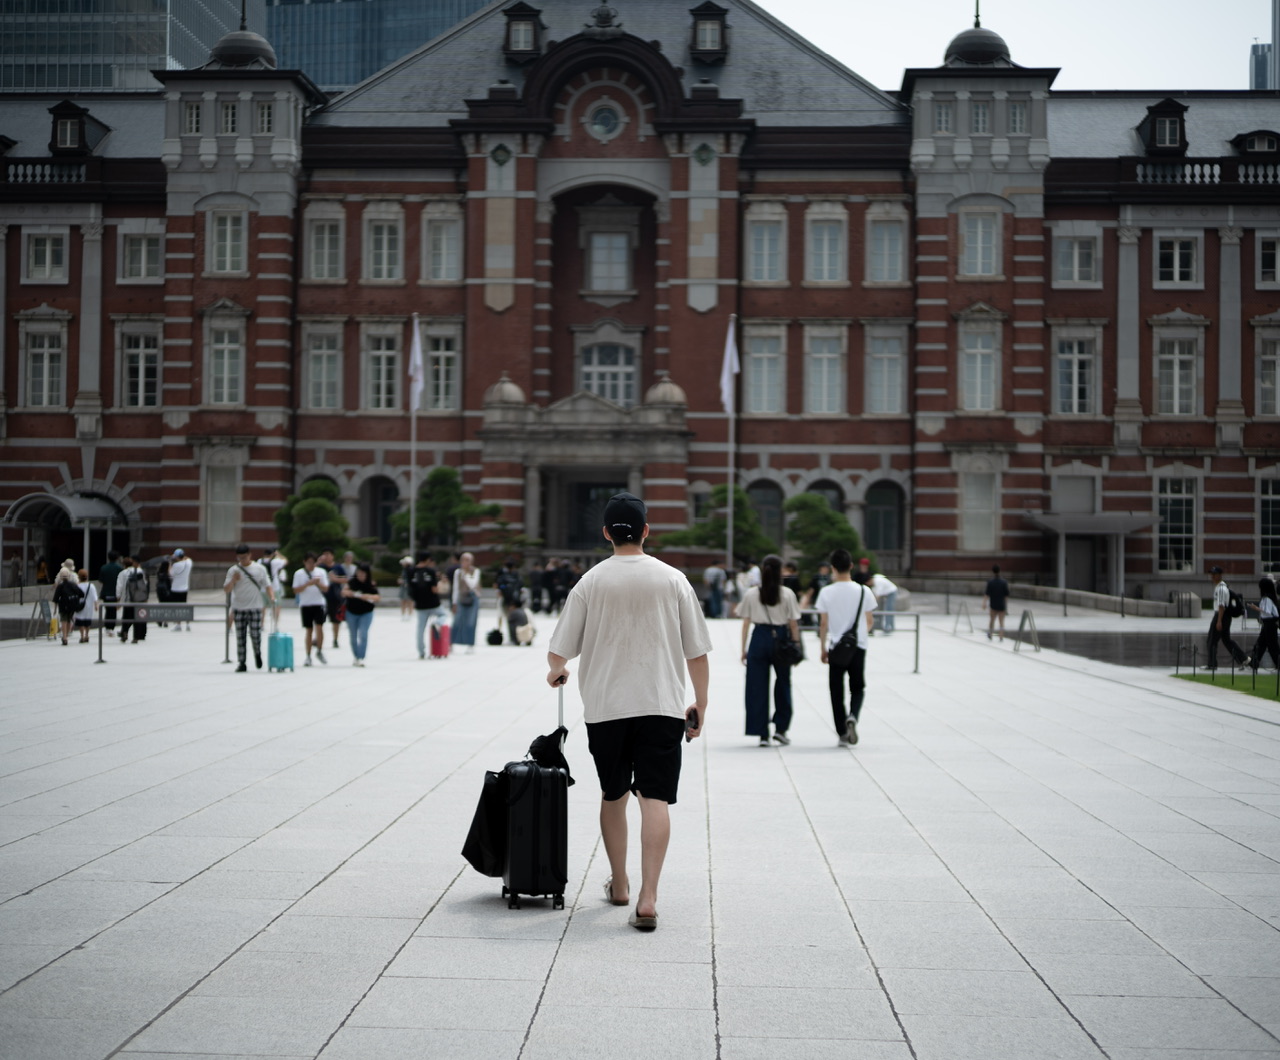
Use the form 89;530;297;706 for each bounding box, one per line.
685;706;702;742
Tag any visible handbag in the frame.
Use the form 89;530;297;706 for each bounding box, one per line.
828;588;866;669
765;602;804;667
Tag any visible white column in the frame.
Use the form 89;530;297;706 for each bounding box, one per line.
1216;226;1246;449
0;224;8;437
524;465;541;544
1113;225;1143;447
76;214;105;441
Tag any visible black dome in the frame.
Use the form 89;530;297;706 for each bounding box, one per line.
208;30;277;69
945;26;1011;66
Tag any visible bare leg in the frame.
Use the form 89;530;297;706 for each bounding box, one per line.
599;793;630;902
635;795;671;919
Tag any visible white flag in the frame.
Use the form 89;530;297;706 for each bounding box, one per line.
408;312;424;411
719;313;739;414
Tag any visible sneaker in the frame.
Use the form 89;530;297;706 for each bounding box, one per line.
172;625;182;632
772;732;791;746
356;659;365;668
315;648;326;665
986;630;992;640
304;657;312;667
254;653;263;670
758;737;771;747
838;734;852;746
235;663;247;672
846;717;859;745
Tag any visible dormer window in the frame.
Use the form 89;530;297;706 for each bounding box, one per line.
48;99;107;156
55;119;78;149
1248;134;1278;152
502;2;543;62
1137;98;1188;157
689;1;728;64
1230;130;1280;156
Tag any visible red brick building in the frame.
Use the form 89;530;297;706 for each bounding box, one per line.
2;1;1278;598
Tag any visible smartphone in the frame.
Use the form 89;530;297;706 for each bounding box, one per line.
685;708;699;742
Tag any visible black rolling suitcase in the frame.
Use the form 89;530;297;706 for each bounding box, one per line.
463;686;572;909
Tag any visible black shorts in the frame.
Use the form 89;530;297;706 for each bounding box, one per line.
586;715;685;805
325;598;344;622
300;605;326;628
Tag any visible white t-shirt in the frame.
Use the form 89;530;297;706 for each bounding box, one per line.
75;582;98;622
270;555;287;590
815;580;878;650
1213;581;1231;612
735;585;801;625
869;573;898;599
548;553;713;724
292;566;330;607
224;561;270;611
1258;597;1278;621
169;557;192;593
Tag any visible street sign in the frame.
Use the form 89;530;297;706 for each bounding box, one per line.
133;606;194;623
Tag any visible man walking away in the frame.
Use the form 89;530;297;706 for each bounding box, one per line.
816;549;877;746
99;550;123;633
318;548;348;651
547;492;711;932
169;549;193;630
1207;566;1249;671
703;561;726;619
409;553;446;659
292;553;329;666
117;558;150;643
983;565;1010;641
224;544;275;672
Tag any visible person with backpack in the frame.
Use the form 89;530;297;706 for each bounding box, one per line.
1247;577;1280;673
115;557;149;643
52;561;84;645
1207;566;1250;671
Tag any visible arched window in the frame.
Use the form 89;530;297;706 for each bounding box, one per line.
808;479;844;512
865;482;904;551
359;476;399;544
581;343;636;407
746;480;784;552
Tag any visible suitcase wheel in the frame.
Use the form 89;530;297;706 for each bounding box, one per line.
508;893;521;910
553;894;564;910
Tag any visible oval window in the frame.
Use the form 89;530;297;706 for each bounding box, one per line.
589;105;620;138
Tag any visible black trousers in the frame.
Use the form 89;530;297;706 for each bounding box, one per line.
103;596;118;631
1207;614;1247;668
828;647;867;734
1251;619;1279;670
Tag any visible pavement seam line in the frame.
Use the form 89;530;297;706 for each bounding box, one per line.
701;728;723;1060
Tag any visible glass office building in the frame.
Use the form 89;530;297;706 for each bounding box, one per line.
267;0;488;91
0;0;266;92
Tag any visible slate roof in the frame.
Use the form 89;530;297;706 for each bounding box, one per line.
309;0;907;129
1049;93;1280;158
1;97;166;158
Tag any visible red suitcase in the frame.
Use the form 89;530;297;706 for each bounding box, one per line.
430;622;451;658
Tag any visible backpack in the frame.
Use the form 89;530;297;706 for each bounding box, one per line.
55;580;84;611
1228;590;1245;619
127;570;149;603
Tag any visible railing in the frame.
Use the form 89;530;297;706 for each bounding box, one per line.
1129;158;1280;186
6;161;86;184
1136;161;1221;185
1012;610;1041;653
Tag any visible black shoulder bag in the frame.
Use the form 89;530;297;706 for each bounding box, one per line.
827;588;866;669
766;601;804;668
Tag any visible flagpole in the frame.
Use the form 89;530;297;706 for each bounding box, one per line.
720;313;739;572
409;313;422;554
726;394;736;570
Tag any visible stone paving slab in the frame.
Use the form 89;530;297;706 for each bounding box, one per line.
0;599;1278;1058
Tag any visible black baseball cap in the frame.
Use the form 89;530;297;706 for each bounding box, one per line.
1210;566;1223;574
603;492;647;543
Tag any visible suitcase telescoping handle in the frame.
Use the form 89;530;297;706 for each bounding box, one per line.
558;683;564;729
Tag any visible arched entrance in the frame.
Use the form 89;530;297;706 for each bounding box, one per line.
1;493;129;585
864;481;905;571
746;480;785;554
359;477;399;544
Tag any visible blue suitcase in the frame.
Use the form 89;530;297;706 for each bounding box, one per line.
268;630;293;672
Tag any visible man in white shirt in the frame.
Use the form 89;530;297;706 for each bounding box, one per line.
816;549;877;747
868;570;898;635
547;492;712;932
1207;566;1249;671
169;548;193;631
292;552;330;666
224;544;275;672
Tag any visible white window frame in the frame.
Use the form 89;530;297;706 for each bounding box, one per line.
1007;99;1028;136
56;118;78;148
804;201;848;286
302;321;343;410
117;218;165;284
508;18;535;51
959;324;1000;412
1257;327;1279;418
695;19;722;50
960;471;999;552
1154;116;1181;148
255;101;273;135
115;319;163;409
1051;225;1102;289
1051;324;1102;416
586;230;632;293
219;100;238;135
1152;329;1202;417
183;100;202;135
204;463;241;545
865;201;908;286
205;318;246;406
360;322;402;410
863;324;907;416
803;324;845;417
742;324;786;416
580;342;638;407
934;99;954;134
970;99;991;135
744;200;787;286
1262;479;1280;575
207;210;247;276
958;210;1001;279
422;203;463;284
21;227;69;284
1153;231;1203;290
423;323;462;412
304;201;345;282
361;202;405;284
19;322;67;408
1156;476;1197;573
1257;232;1278;289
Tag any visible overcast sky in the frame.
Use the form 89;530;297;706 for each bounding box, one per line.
753;0;1273;93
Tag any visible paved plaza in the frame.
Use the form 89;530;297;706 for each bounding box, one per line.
1;594;1278;1060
